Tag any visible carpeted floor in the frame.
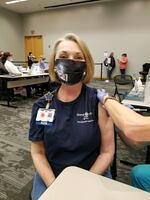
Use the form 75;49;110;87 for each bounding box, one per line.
0;79;148;199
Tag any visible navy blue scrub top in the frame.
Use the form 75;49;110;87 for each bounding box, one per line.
29;84;101;177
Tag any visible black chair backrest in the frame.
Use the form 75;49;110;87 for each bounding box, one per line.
114;75;134;85
113;75;134;101
143;63;150;73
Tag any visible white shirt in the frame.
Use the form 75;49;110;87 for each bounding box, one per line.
4;60;22;75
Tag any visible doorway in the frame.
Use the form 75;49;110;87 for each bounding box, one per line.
24;35;43;62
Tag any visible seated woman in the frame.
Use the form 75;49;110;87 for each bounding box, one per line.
39;55;47;72
28;52;36;68
1;52;22;76
1;52;24;99
29;33;115;200
0;62;8;75
0;51;8;75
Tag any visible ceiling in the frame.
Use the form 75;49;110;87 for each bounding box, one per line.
0;0;113;14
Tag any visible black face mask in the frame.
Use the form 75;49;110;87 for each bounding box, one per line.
55;59;86;85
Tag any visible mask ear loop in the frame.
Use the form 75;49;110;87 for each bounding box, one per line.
82;70;86;81
82;62;87;79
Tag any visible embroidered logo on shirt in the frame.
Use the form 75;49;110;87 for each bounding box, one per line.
76;112;94;123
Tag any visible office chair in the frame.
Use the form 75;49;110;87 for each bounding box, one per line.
113;75;134;102
139;63;150;82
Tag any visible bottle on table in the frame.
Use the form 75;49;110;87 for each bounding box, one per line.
144;70;150;103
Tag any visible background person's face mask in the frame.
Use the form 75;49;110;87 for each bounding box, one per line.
55;59;86;85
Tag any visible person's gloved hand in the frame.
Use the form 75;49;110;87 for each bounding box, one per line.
97;89;109;104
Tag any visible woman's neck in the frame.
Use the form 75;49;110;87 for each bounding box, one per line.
57;82;83;102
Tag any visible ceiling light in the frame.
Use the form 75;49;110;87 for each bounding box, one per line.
44;0;104;9
6;0;19;4
6;0;28;4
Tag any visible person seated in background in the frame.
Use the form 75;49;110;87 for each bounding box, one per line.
29;33;115;200
0;61;8;75
39;55;48;72
97;89;150;192
1;52;31;100
1;52;22;75
28;52;36;68
0;51;8;75
0;50;9;99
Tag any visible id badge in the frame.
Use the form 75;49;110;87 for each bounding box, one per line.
36;108;55;126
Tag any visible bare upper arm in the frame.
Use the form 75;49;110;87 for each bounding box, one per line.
98;103;115;153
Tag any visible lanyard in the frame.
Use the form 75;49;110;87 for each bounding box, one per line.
44;89;58;109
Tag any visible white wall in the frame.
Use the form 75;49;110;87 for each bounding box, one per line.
0;7;24;60
1;0;150;77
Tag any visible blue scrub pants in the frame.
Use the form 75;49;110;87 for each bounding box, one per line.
31;170;112;200
131;164;150;192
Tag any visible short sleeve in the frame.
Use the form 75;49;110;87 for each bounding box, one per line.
29;100;45;141
87;87;98;121
93;89;99;121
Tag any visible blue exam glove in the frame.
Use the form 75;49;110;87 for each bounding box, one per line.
97;89;108;104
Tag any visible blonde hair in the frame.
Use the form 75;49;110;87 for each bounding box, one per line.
49;33;94;84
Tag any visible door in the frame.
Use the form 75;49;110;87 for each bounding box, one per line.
24;35;43;62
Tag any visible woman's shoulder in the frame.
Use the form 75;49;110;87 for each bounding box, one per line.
85;85;97;92
5;60;14;67
84;85;98;112
85;85;97;98
4;60;9;68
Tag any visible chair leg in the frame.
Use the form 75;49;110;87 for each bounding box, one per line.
110;130;117;179
114;88;117;97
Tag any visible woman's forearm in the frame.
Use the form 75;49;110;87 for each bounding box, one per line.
31;141;56;187
31;152;55;187
90;153;114;175
104;99;150;143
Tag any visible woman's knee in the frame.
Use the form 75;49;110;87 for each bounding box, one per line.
131;164;150;192
131;165;148;181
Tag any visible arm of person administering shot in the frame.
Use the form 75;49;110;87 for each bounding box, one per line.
97;89;150;147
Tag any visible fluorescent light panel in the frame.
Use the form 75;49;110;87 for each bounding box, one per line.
6;0;28;4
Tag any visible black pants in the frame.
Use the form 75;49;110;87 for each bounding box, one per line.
107;67;115;80
120;69;126;77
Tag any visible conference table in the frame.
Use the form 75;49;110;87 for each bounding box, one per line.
122;85;150;110
39;166;150;200
0;73;49;107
